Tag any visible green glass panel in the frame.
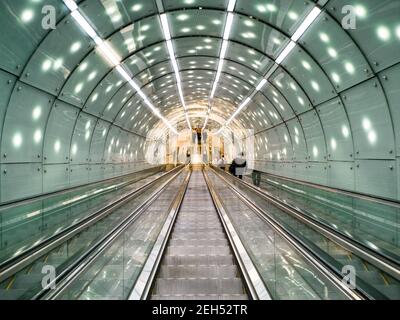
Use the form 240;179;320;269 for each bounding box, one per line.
301;12;372;92
1;82;54;163
43;100;79;164
235;0;315;36
0;0;67;75
79;0;158;38
327;0;400;72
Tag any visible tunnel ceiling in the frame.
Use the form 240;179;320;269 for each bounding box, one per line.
1;0;400;201
1;0;399;134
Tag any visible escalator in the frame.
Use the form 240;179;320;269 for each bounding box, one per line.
211;166;400;299
150;170;248;300
43;166;355;300
0;166;184;300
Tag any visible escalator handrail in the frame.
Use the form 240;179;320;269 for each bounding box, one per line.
0;163;165;210
37;166;187;300
212;166;400;281
251;164;400;208
0;165;184;283
203;168;272;300
128;169;192;300
210;167;365;300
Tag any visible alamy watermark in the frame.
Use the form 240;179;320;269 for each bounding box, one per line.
341;5;359;30
342;265;357;290
41;265;57;290
40;4;360;31
41;5;56;30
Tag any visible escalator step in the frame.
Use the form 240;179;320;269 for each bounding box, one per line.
153;278;244;295
167;246;231;256
163;255;234;266
169;239;228;247
159;265;238;278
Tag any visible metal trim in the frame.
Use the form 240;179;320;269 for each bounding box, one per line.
210;166;364;300
203;167;272;300
128;168;191;300
0;165;182;283
41;166;185;300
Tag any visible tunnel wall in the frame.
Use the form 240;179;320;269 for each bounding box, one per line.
0;2;161;204
242;1;400;201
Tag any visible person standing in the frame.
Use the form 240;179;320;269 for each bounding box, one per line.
217;155;226;170
232;152;246;179
186;150;191;165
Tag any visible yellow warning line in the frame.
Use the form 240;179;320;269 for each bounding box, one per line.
6;277;15;290
347;252;352;260
380;273;389;286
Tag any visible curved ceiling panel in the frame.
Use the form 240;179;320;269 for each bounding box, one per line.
0;0;399;203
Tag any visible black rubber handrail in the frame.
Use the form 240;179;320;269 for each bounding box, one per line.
40;166;187;300
0;165;184;283
213;166;400;281
210;167;371;300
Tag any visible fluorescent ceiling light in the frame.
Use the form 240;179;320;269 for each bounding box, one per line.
160;13;190;129
210;83;218;98
178;86;187;110
264;64;278;79
65;2;178;134
216;6;321;133
160;14;171;40
275;41;296;64
227;97;251;125
116;65;131;81
220;40;229;59
63;0;78;11
227;0;237;12
207;8;234;123
223;13;234;40
256;79;267;91
291;7;321;42
97;41;121;66
166;40;174;58
71;11;98;40
238;97;251;111
203;114;210;130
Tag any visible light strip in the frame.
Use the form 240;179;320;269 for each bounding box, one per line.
230;96;251;120
215;5;321;134
64;0;78;11
205;1;236;128
220;40;229;59
160;14;171;40
71;11;98;41
63;0;178;135
227;0;237;12
160;13;191;130
223;13;234;40
275;41;296;65
291;7;321;42
97;41;121;66
256;78;267;91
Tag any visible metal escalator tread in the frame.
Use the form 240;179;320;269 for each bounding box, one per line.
151;170;248;300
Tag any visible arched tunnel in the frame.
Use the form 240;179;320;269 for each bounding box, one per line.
0;0;399;301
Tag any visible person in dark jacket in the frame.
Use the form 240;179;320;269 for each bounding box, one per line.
230;152;246;179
